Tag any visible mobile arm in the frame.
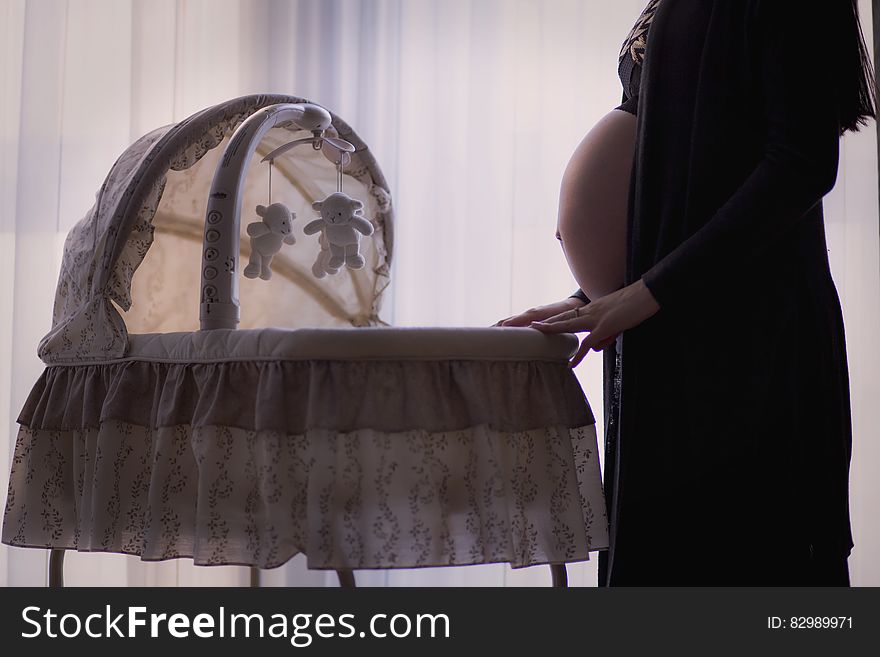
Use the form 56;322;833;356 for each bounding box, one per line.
199;103;332;330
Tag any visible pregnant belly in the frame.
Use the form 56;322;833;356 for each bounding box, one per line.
557;108;636;300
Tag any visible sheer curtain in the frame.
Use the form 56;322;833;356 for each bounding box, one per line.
2;0;878;587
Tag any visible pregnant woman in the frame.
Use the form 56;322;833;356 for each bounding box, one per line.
499;0;875;585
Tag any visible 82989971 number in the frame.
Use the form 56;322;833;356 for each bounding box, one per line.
767;617;853;629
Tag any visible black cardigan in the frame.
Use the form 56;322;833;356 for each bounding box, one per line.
591;0;854;585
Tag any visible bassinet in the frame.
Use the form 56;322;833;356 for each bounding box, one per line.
2;94;608;586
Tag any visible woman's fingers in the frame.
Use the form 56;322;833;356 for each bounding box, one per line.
498;314;534;327
530;317;590;333
529;307;595;334
569;338;593;368
494;311;534;326
526;308;618;367
497;300;583;327
593;334;618;350
531;280;657;366
540;309;577;324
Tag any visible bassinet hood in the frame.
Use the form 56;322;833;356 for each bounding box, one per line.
38;94;394;365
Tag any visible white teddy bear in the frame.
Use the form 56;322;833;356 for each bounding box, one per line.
243;203;296;280
310;231;335;279
304;192;374;275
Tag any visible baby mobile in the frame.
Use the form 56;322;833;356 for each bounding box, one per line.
243;128;374;281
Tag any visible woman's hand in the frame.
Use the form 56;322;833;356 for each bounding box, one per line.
494;296;587;327
530;278;661;367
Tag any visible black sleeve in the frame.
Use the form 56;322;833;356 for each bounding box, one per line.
570;288;590;304
641;0;840;308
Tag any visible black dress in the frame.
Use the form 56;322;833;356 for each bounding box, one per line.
572;0;854;586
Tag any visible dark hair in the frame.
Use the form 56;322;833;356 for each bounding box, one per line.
837;0;876;135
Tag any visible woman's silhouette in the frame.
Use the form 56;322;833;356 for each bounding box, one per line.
498;0;875;585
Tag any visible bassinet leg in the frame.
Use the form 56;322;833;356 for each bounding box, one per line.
336;569;356;588
550;564;568;588
249;567;261;587
49;549;65;588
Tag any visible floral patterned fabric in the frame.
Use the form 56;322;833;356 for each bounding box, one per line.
4;421;607;569
5;328;609;569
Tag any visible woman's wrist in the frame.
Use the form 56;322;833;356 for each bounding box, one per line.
634;277;661;315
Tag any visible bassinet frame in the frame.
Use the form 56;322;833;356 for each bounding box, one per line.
7;95;605;588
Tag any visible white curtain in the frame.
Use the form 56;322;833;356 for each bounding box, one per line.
2;0;878;586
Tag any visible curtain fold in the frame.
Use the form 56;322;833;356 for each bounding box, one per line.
2;0;878;586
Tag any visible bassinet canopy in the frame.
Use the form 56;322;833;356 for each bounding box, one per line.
38;94;393;365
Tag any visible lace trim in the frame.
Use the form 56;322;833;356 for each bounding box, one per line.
618;0;663;66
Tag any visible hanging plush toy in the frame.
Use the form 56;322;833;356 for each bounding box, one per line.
243;202;296;280
310;231;336;279
304;192;374;274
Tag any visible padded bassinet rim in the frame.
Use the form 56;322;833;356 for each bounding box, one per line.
17;328;594;434
128;326;581;363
